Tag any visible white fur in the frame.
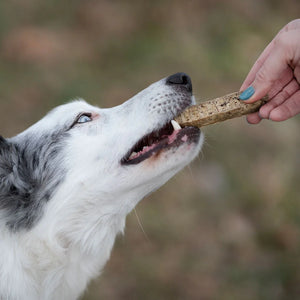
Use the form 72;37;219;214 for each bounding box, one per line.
0;77;203;299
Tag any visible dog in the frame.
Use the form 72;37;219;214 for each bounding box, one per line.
0;73;204;299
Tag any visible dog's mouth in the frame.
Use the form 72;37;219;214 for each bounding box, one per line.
121;120;200;165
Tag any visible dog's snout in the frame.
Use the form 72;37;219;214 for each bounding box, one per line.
166;72;192;93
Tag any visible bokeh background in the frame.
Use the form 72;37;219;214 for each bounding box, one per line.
0;0;299;299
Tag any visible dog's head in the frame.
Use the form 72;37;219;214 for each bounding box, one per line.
0;73;203;233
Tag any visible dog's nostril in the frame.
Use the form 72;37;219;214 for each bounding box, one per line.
166;72;192;93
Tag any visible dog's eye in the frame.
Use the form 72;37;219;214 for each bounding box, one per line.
77;114;92;124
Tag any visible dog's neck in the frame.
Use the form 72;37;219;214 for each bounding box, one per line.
0;190;133;300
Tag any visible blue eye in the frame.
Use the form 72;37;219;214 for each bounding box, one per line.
77;114;92;124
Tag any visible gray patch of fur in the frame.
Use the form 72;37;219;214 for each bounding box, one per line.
0;130;67;231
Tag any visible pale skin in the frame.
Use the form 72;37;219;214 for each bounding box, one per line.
240;19;300;124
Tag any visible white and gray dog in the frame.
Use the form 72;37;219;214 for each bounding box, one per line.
0;73;204;299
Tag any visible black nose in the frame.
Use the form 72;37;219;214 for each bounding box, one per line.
166;72;192;92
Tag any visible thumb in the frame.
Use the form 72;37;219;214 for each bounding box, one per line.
241;42;289;103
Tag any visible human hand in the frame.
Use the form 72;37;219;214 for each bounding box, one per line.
239;19;300;124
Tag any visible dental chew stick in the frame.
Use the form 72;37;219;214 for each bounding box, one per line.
175;92;268;128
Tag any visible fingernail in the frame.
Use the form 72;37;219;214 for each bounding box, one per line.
239;86;255;100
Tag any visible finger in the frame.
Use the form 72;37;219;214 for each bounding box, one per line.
240;20;300;92
269;89;300;121
259;78;299;118
279;19;300;33
246;112;262;124
267;67;294;98
295;65;300;84
240;40;275;91
241;43;289;103
239;23;290;92
242;30;300;103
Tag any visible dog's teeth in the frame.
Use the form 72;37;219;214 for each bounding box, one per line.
171;120;181;130
129;152;137;159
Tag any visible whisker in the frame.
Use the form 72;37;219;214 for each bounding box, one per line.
134;208;151;243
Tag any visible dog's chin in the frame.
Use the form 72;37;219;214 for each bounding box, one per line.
117;128;202;206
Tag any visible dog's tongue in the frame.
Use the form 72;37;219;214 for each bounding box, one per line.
129;143;157;160
129;129;185;160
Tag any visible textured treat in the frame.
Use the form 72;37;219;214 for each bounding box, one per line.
175;92;268;127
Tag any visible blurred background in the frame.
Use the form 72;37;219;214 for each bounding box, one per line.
0;0;299;299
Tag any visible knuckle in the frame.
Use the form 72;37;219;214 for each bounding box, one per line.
285;19;300;30
284;105;293;119
276;31;296;52
275;34;288;48
283;22;291;33
255;68;268;84
281;89;291;100
272;89;291;106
